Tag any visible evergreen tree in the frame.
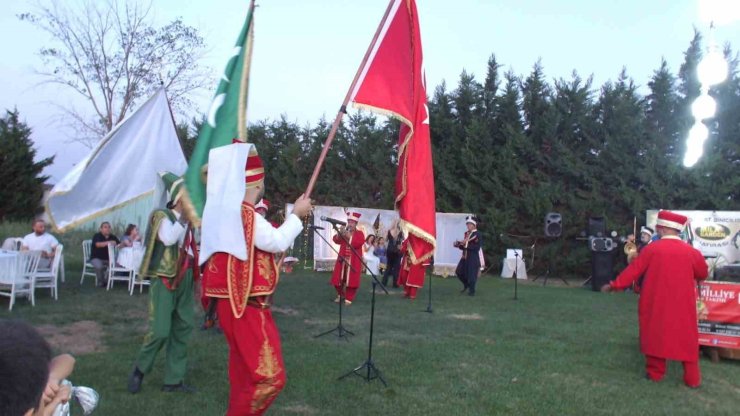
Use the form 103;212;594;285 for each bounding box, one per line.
0;110;54;221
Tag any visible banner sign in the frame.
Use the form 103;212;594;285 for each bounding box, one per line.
697;281;740;350
646;210;740;264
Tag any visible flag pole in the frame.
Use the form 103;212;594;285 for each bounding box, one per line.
304;0;396;198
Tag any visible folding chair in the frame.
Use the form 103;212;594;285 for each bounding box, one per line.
107;245;133;291
34;245;63;300
80;240;97;285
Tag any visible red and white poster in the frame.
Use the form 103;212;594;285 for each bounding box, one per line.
697;281;740;349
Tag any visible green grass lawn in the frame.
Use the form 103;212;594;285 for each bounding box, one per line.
1;241;739;415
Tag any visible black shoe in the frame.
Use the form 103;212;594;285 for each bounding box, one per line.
161;382;197;393
460;287;468;294
128;367;144;394
468;292;475;297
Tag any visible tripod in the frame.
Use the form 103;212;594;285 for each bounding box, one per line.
531;237;568;286
312;224;358;340
336;226;389;386
339;278;387;386
533;259;568;286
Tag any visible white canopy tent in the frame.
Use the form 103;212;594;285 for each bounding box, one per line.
46;90;187;232
295;204;473;276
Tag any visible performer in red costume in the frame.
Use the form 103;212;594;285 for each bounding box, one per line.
200;142;313;415
329;211;365;304
602;210;708;387
397;238;426;300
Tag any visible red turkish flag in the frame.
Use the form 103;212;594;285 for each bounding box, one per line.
350;0;436;264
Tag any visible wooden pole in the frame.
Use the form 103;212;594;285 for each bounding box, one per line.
303;0;396;198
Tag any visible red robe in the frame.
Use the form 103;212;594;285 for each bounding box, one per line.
202;203;286;415
610;236;708;362
397;239;426;298
330;229;365;289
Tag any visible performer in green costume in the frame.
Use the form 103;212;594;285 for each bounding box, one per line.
128;172;198;394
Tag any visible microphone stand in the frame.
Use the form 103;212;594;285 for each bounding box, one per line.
313;223;359;340
423;257;434;313
337;224;389;387
513;251;519;300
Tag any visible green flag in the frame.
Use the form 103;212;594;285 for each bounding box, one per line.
182;1;255;225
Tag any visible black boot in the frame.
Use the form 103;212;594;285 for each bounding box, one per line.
127;367;144;394
161;382;197;393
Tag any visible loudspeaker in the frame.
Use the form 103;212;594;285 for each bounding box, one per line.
588;216;606;237
544;212;562;237
591;251;614;291
589;237;616;252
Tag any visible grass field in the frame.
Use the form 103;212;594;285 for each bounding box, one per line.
1;230;738;416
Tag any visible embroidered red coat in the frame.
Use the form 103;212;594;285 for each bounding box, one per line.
203;203;279;319
610;236;708;361
330;229;365;289
398;239;426;288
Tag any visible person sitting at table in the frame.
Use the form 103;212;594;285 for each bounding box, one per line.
21;219;59;269
119;224;142;248
91;222;120;288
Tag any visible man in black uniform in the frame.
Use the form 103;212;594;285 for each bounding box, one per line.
455;216;481;296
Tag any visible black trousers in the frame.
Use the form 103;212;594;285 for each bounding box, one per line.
382;254;401;287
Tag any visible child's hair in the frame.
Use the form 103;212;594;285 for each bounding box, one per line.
124;224;137;236
0;320;52;416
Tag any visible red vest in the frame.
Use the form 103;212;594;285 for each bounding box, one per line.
203;203;279;318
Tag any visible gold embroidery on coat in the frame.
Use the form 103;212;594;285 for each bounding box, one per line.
251;312;282;413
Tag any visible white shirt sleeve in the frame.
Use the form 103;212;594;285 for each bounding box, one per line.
157;218;186;246
254;213;303;254
48;234;59;248
21;234;32;249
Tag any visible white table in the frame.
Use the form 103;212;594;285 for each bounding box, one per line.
117;247;145;272
501;258;527;279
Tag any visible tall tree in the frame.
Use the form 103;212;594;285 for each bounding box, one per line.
0;110;54;221
20;0;211;147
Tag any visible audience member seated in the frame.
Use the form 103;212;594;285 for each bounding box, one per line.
363;234;380;276
374;236;387;273
119;224;142;248
21;219;59;269
91;222;120;288
0;320;76;416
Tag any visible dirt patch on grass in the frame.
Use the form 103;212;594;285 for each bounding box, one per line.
273;306;301;316
124;308;147;320
449;313;484;320
36;320;105;355
278;404;317;415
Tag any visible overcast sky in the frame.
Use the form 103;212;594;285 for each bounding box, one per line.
1;0;739;183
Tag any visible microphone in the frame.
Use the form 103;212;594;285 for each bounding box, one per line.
320;216;346;226
308;225;324;230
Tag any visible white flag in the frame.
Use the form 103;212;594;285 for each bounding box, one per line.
47;90;187;231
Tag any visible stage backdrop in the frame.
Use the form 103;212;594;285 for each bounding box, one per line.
646;210;740;265
287;205;470;276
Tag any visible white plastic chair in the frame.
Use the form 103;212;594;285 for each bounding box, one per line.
1;237;22;251
107;244;133;291
34;245;63;300
80;240;96;285
0;251;41;310
129;272;150;295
